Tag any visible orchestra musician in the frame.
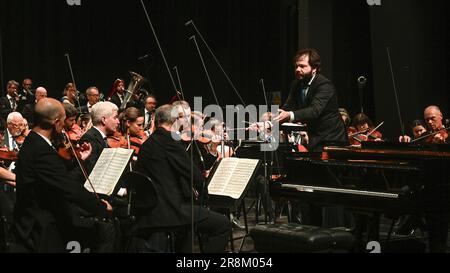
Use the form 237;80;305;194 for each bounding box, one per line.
63;103;84;143
348;113;383;145
0;80;20;122
108;79;126;109
12;98;112;252
134;104;231;253
273;48;348;152
399;119;427;143
22;86;48;128
79;86;101;114
423;105;448;144
79;101;120;175
118;107;147;159
61;83;78;107
143;94;157;135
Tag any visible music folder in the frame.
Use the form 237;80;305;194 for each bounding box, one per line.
207;157;260;208
83;148;134;196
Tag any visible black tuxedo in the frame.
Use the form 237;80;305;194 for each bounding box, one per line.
135;128;230;252
0;96;15;122
13;131;108;252
79;127;108;175
283;74;348;151
109;93;124;109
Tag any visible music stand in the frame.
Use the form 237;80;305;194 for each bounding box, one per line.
206;158;261;252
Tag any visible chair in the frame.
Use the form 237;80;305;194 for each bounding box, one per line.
122;171;178;252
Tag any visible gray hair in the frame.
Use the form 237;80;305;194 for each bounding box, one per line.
7;112;23;123
86;86;99;95
155;104;177;126
7;80;19;88
90;101;118;126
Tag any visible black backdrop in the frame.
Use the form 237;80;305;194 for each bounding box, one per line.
0;0;449;140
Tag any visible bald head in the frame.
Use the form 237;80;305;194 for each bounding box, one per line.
424;105;443;131
35;87;48;102
34;98;66;130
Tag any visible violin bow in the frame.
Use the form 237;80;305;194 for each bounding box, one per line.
365;121;384;138
410;125;450;143
64;53;83;115
62;130;99;199
386;47;405;136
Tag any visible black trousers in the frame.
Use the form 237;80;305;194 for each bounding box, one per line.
178;209;231;253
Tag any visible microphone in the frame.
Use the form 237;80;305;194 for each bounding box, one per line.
185;20;193;26
357;76;367;88
138;54;150;61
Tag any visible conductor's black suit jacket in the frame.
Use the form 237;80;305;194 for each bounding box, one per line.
13;131;108;252
283;74;348;151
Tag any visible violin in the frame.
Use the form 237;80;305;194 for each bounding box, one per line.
425;127;449;144
67;123;84;143
129;131;148;155
107;131;128;148
56;133;88;161
348;126;383;145
0;147;18;162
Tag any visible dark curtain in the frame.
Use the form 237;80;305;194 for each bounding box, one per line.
0;0;290;108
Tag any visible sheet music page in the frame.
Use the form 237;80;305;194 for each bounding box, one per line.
84;148;133;195
208;158;259;199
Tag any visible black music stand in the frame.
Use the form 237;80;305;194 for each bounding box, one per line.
206;158;261;252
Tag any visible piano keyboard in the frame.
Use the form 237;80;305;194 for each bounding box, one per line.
282;184;400;199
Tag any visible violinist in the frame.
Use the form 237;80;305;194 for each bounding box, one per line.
423;105;448;144
118;107;147;159
348;113;383;145
134;104;231;253
63;103;84;143
1;112;25;152
61;83;78;107
78;112;93;134
399;119;427;143
79;101;120;174
12;98;112;252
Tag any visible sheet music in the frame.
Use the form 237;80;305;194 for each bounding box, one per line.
208;158;259;199
84;148;134;195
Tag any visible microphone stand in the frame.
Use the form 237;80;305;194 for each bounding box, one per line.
186;20;246;107
140;0;198;251
173;66;186;101
188;35;226;158
0;23;4;97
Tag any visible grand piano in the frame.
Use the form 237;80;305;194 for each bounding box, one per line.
270;141;450;251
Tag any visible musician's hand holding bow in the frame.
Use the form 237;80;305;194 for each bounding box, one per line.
101;199;113;213
78;142;92;161
399;135;411;143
